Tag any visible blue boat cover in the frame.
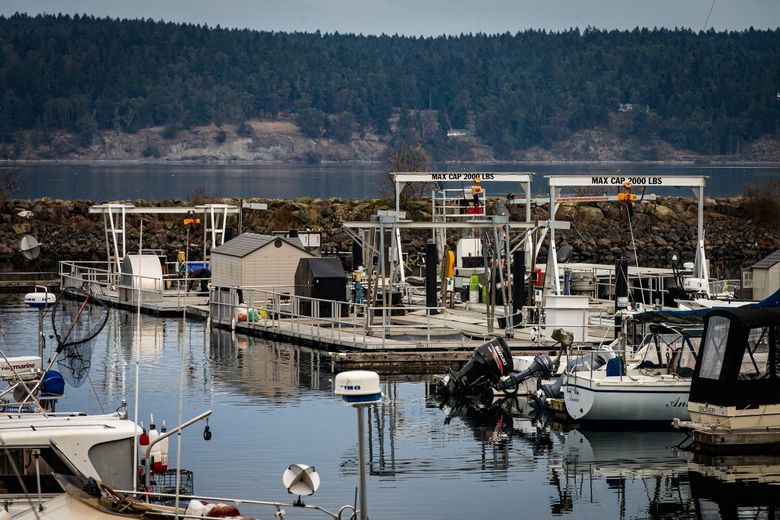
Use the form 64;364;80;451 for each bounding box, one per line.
633;288;780;324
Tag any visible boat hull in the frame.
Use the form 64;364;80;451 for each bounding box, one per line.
563;372;690;422
689;402;780;431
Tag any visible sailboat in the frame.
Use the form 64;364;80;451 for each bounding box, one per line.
562;313;699;423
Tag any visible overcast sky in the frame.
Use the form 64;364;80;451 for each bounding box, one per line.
1;0;778;36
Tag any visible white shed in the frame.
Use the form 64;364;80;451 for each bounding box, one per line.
748;250;780;300
210;233;315;293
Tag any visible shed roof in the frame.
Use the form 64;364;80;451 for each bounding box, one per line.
297;257;347;278
750;249;780;270
212;233;307;258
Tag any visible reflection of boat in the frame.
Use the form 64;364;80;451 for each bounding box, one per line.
562;317;698;423
554;429;692;518
676;308;780;451
687;453;780;519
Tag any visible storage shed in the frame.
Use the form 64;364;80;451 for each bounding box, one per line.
294;257;348;317
746;250;780;300
210;233;314;292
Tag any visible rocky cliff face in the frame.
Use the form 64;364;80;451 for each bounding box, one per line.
4;120;779;163
1;196;776;278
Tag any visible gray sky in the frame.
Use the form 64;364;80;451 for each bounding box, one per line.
1;0;778;35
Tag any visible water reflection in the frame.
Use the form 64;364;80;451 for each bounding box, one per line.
433;395;780;520
209;328;331;401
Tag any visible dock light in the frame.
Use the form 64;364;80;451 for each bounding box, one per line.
334;371;381;520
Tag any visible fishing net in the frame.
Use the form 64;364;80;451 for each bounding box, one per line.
50;287;110;387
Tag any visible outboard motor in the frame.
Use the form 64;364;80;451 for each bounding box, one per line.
531;351;612;408
493;355;555;392
437;337;512;397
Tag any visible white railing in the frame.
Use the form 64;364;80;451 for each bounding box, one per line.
59;260;211;300
209;284;453;350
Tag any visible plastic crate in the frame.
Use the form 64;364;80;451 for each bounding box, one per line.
149;468;194;502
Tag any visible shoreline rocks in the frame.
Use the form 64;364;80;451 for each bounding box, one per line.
1;196;776;278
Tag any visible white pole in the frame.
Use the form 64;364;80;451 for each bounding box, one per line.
174;320;186;518
357;405;368;520
132;218;144;493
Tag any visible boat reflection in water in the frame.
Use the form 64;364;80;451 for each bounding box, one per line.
434;395;780;519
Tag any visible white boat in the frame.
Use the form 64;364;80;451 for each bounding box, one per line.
0;410;138;515
563;371;692;422
562;316;699;423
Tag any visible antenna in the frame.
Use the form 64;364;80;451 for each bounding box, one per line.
334;370;382;520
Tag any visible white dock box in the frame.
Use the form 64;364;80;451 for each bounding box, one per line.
544;295;589;342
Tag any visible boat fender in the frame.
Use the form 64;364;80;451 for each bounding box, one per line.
148;415;161;473
139;422;150;463
184;500;208;517
153;420;169;473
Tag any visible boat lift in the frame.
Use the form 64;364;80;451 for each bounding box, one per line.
89;203;240;273
545;175;709;295
391;171;533;222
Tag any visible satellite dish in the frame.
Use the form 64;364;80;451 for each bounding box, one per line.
282;464;320;497
20;235;40;261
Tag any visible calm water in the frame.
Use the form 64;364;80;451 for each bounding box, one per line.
4;162;780;200
0;294;778;519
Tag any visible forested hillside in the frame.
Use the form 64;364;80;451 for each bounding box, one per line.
0;13;778;160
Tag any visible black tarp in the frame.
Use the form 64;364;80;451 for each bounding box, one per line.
294;257;348;317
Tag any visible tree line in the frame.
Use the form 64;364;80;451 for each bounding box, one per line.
0;13;778;158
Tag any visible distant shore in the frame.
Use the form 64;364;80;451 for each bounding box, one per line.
3;123;779;164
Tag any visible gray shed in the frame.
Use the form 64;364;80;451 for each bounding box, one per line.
210;233;315;292
747;250;780;300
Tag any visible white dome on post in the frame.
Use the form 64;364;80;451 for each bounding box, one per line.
334;371;381;405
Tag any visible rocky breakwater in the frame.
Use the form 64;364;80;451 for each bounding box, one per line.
0;196;776;277
546;196;778;275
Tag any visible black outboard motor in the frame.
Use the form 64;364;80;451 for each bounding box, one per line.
531;351;611;408
437;337;512;397
493;355;555;392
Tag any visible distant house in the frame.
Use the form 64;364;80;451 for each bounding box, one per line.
617;103;650;113
744;250;780;300
447;129;468;138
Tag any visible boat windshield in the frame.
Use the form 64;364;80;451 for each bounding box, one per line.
737;325;778;380
699;316;730;380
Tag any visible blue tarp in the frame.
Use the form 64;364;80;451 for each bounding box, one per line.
633;288;780;325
